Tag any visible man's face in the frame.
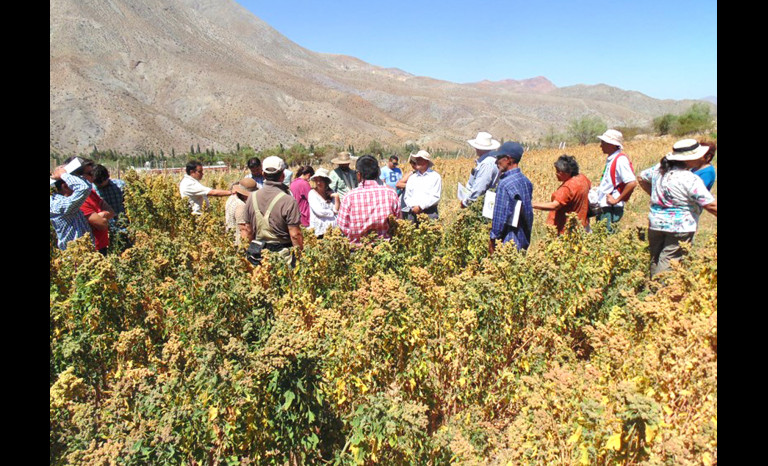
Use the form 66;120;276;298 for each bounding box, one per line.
388;159;398;170
496;156;516;173
192;165;204;180
80;165;95;183
555;169;569;182
600;141;618;155
249;165;262;178
412;157;429;173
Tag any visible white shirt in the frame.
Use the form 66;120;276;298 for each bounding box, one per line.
597;150;636;208
308;189;338;236
404;169;442;210
179;174;212;214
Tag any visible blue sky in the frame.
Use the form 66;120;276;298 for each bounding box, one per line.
236;0;716;101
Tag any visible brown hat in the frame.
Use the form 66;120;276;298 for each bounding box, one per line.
233;177;258;197
331;151;358;165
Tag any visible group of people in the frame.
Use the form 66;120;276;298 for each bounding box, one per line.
50;128;717;278
50;157;127;255
202;129;716;277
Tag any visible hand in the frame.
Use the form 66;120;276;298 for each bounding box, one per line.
606;194;617;206
52;165;67;180
412;205;422;215
459;200;466;209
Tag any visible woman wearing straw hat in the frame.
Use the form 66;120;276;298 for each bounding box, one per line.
308;168;340;238
225;178;258;246
328;151;358;198
638;139;718;277
403;150;442;221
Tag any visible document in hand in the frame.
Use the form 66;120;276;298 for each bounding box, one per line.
457;182;468;203
482;191;495;219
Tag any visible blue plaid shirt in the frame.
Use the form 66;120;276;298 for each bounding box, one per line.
490;168;534;250
94;178;126;215
50;173;93;250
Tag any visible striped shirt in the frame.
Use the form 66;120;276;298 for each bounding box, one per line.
490;168;534;250
50;173;93;250
337;180;401;243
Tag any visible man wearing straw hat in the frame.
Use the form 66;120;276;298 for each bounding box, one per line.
594;129;637;232
403;150;442;221
461;131;501;208
329;151;359;198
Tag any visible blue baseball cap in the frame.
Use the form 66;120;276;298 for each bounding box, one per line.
490;141;524;161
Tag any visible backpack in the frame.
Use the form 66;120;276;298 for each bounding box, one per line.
608;152;635;201
246;191;287;265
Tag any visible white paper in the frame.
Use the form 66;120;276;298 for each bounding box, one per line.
482;191;495;219
508;200;522;228
64;157;82;174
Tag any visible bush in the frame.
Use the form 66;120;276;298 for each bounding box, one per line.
568;116;608;145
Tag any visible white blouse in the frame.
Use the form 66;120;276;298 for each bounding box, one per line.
308;189;338;236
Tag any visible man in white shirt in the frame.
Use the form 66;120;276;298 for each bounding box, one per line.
403;150;442;221
179;160;233;214
595;130;637;232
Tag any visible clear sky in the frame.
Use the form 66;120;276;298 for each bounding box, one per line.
236;0;716;101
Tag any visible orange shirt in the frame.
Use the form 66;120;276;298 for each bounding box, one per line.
547;173;591;234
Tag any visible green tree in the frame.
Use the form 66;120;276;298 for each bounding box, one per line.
568;116;608;145
673;103;713;136
653;114;678;136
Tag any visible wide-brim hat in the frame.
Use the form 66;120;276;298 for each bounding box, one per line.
408;150;434;167
467;131;501;151
310;167;332;183
233;177;258;196
666;139;710;161
597;129;624;147
331;151;358;165
489;141;524;161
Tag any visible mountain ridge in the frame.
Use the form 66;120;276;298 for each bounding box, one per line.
50;0;716;155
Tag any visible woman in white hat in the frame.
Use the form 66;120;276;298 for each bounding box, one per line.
308;168;340;238
638;139;718;277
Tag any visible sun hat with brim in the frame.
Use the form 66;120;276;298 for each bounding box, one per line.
233;177;258;196
262;156;286;174
597;129;624;148
467;131;501;151
408;150;434;167
331;151;358;165
666;139;710;161
489;141;524;161
310;167;332;183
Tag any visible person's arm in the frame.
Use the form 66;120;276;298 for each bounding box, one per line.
87;212;110;231
98;197;116;220
532;200;562;211
463;161;496;207
607;180;637;205
396;171;412;190
309;191;338;217
702;200;717;217
288;225;303;252
638;179;652;195
51;170;92;216
208;188;235;197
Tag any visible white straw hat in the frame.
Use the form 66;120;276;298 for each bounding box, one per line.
408;150;434;167
467;131;501;150
666;139;710;161
597;129;624;148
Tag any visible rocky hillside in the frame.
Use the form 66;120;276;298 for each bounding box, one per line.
50;0;715;155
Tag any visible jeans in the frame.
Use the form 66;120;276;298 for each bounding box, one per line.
597;206;624;233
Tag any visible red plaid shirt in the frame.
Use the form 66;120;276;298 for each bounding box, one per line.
337;180;401;243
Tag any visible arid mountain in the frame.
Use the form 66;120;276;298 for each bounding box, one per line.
50;0;716;155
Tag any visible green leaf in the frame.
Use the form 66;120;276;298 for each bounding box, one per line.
282;390;296;410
